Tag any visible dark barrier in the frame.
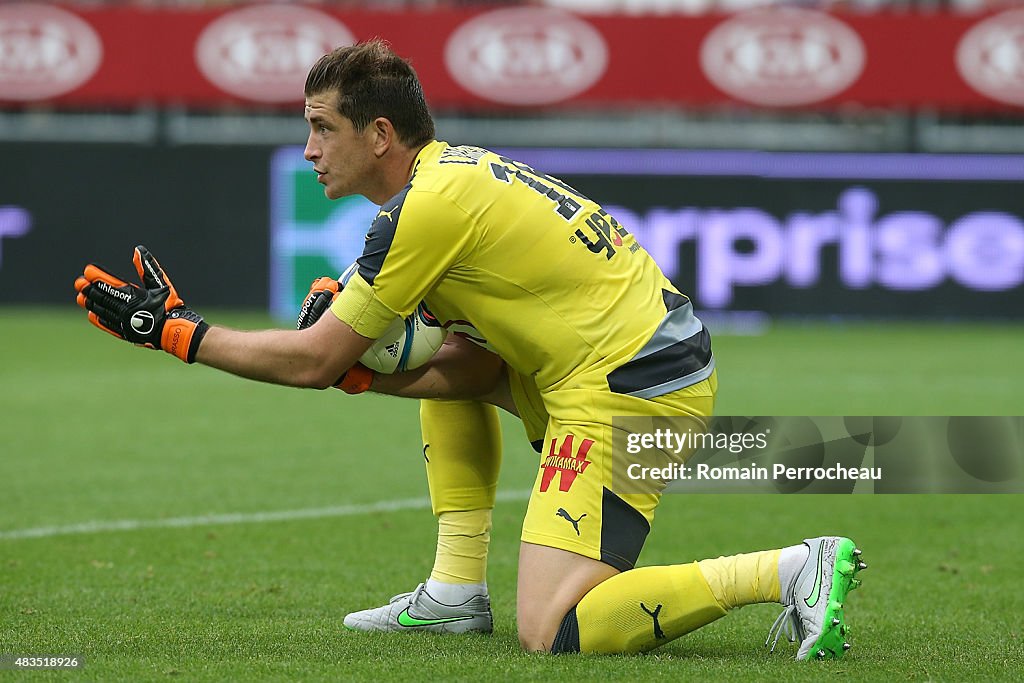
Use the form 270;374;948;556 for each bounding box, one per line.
0;143;272;308
3;143;1022;320
596;181;1024;318
270;146;1024;320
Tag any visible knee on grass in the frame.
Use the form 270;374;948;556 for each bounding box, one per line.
518;608;580;654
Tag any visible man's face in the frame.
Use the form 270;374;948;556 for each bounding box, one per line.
303;91;375;200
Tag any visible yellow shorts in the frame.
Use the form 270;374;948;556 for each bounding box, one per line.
508;369;717;571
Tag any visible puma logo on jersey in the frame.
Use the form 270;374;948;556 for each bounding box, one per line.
555;508;587;536
376;207;398;223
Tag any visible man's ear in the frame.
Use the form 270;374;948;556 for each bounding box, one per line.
372;117;395;158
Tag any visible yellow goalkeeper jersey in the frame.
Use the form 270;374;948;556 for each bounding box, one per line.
331;141;714;398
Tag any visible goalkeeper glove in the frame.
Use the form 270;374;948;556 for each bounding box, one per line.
295;275;373;394
74;245;209;364
296;276;341;331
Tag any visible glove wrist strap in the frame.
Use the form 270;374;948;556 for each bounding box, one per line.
160;310;208;364
335;364;374;394
186;320;210;364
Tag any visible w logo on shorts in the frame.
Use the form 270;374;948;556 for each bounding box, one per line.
539;434;594;493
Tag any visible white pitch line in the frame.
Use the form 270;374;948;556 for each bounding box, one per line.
0;489;532;541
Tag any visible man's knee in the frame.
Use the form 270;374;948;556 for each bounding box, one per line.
515;596;563;652
517;625;547;653
517;606;581;653
515;542;618;653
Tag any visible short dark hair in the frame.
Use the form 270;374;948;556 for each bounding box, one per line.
305;39;435;148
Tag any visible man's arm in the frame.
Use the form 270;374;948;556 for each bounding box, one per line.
371;334;517;414
196;311;374;390
75;246;374;390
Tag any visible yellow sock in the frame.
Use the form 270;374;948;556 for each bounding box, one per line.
431;509;492;584
697;549;781;609
420;399;502;584
565;563;727;654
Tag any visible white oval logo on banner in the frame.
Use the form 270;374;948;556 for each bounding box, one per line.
957;9;1024;107
0;4;102;100
196;5;355;103
700;9;865;106
445;8;608;106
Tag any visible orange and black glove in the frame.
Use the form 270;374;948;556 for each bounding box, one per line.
295;274;373;394
74;245;209;364
296;276;341;331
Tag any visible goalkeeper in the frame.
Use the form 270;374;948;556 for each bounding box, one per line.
74;40;865;658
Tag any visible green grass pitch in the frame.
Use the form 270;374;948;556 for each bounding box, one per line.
1;309;1022;681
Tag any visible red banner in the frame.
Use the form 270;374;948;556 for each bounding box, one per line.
1;3;1023;111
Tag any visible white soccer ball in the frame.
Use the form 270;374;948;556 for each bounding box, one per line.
360;302;447;374
339;262;447;374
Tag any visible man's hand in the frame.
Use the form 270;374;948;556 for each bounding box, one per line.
295;274;373;394
296;276;341;330
74;245;209;363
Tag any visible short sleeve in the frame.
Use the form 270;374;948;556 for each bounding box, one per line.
330;270;399;339
356;185;476;318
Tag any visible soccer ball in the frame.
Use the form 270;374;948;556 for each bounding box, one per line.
360;302;447;374
339;263;447;374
